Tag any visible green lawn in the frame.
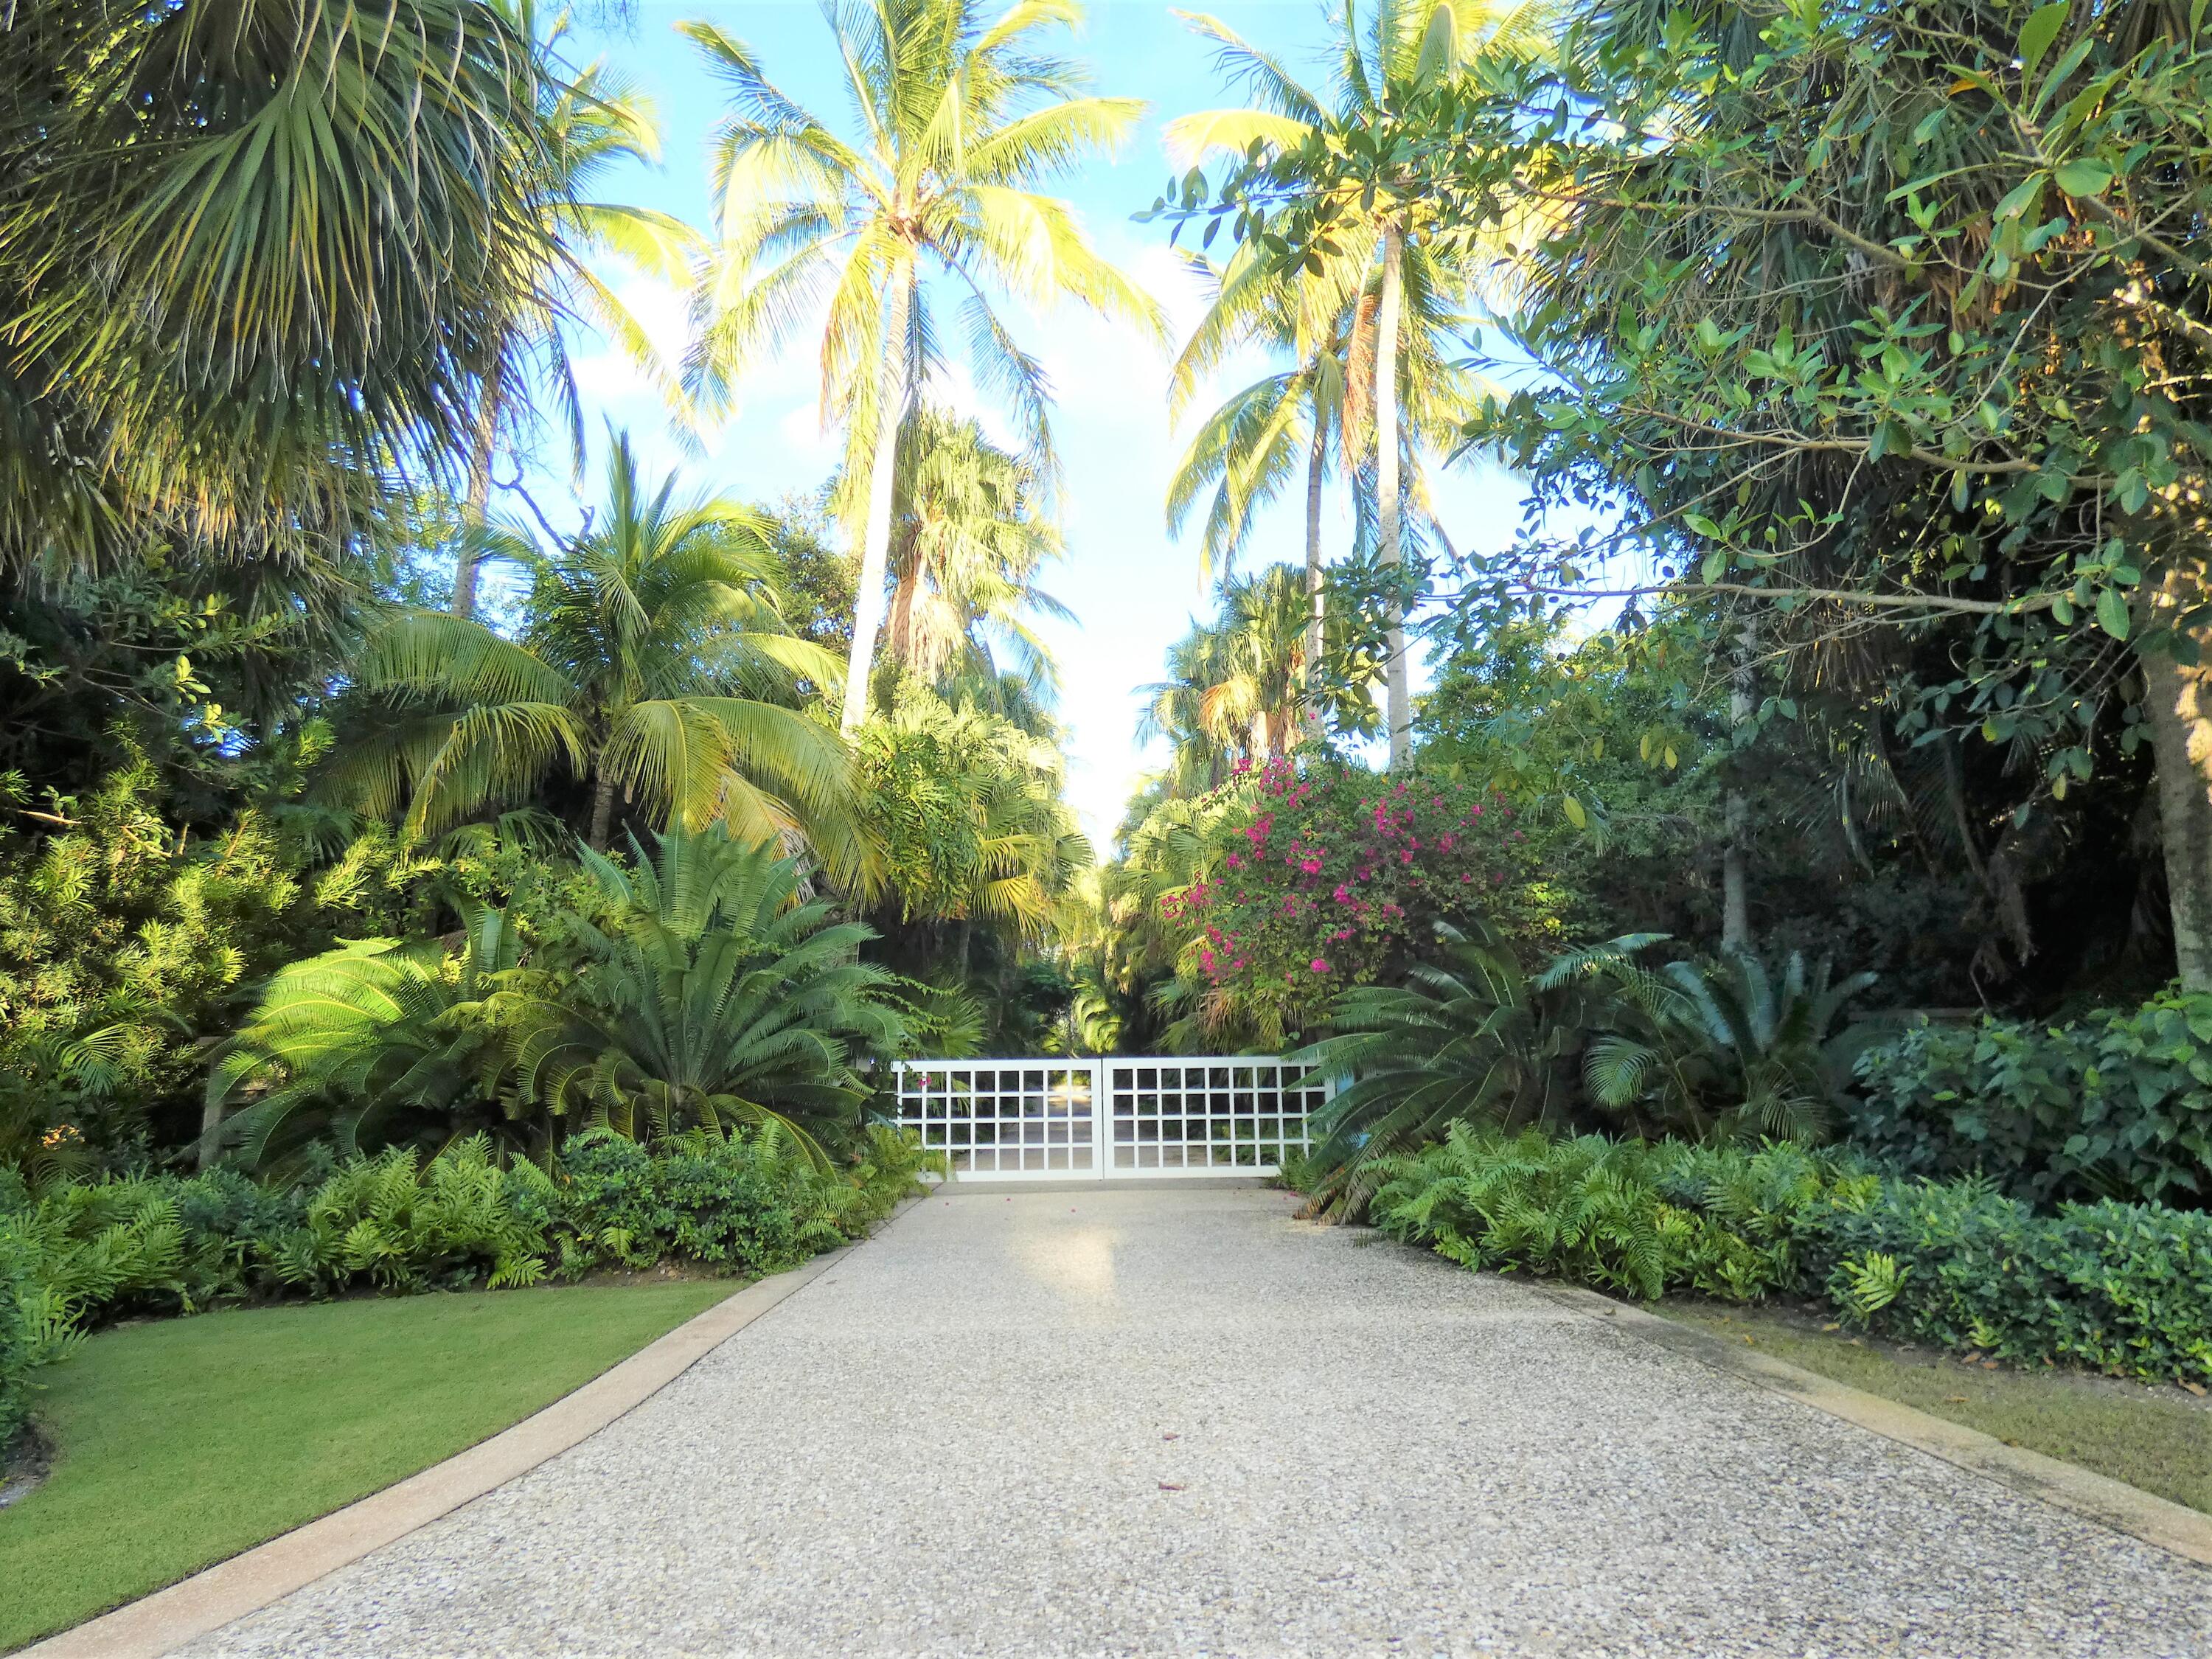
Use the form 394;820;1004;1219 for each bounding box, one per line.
1662;1301;2212;1516
0;1279;732;1652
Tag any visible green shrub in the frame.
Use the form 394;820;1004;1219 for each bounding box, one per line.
1371;1127;2212;1385
1851;990;2212;1208
0;1127;931;1440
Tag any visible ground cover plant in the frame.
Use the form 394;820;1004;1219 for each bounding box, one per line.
0;1281;732;1652
1358;1128;2212;1385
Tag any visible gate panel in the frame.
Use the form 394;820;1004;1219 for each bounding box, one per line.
891;1056;1324;1181
1105;1058;1320;1176
891;1060;1099;1179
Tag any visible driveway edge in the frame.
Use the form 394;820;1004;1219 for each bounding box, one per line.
1534;1280;2212;1568
22;1193;929;1659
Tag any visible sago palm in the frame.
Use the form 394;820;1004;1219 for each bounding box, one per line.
204;905;523;1170
503;827;907;1163
330;432;867;883
1166;0;1554;766
683;0;1162;734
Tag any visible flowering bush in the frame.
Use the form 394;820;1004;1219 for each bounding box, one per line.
1155;759;1564;1045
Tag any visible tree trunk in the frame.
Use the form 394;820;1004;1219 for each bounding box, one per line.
588;765;621;852
2139;563;2212;990
452;356;502;621
1722;617;1755;953
1302;418;1327;749
1374;223;1411;772
841;262;914;737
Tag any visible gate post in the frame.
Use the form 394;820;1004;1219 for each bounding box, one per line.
1091;1057;1109;1180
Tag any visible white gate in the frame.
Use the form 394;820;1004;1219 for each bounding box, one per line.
889;1057;1322;1181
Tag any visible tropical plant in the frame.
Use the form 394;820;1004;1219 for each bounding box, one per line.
204;903;524;1170
451;4;701;617
1161;0;1553;765
330;432;866;880
683;0;1161;734
855;685;1093;954
502;826;907;1161
1140;566;1333;782
0;0;557;576
1287;917;1585;1213
1554;946;1877;1144
875;409;1069;703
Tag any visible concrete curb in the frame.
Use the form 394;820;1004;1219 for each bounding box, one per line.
21;1194;929;1659
1534;1280;2212;1570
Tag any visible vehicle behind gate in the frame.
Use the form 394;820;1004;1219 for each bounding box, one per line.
888;1057;1325;1180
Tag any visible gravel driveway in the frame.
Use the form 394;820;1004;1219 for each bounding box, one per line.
186;1186;2210;1658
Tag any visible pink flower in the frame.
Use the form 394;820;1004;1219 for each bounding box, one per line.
1333;884;1352;903
1226;852;1242;869
1310;958;1332;973
1332;928;1352;942
1400;849;1415;865
1300;857;1324;874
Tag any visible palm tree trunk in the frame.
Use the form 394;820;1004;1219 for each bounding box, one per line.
1375;223;1411;772
842;262;914;737
452;355;502;621
588;765;621;852
2139;561;2212;990
1302;418;1327;749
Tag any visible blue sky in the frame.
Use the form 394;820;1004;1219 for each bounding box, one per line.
534;1;1537;844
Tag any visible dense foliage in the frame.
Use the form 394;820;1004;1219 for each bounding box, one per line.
1366;1127;2212;1384
0;1126;933;1439
1852;992;2212;1208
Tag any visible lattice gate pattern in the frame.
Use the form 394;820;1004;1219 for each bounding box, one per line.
1104;1059;1319;1175
891;1062;1099;1177
889;1057;1322;1181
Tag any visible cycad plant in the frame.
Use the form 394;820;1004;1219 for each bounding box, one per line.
684;0;1161;733
205;905;523;1170
330;432;866;881
503;826;907;1164
1288;917;1593;1214
1562;949;1878;1143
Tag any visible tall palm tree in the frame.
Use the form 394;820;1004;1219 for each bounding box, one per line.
877;408;1070;700
1166;0;1553;768
452;3;703;619
682;0;1162;734
329;432;869;886
1140;565;1326;785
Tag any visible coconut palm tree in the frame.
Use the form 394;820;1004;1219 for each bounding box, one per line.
1140;566;1333;785
682;0;1162;735
1166;0;1553;768
451;6;702;619
877;408;1070;702
328;432;869;885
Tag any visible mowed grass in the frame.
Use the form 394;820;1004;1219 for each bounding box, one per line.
1663;1301;2212;1515
0;1280;731;1652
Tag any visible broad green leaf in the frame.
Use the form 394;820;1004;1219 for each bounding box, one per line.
2097;587;2132;640
2053;158;2112;198
2017;3;2070;80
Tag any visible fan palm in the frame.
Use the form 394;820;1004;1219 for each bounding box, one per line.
682;0;1163;735
452;3;703;619
0;0;555;574
330;431;868;884
204;905;522;1171
1166;0;1554;766
503;826;907;1164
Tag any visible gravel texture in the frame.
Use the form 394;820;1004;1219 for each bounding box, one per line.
185;1186;2211;1658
